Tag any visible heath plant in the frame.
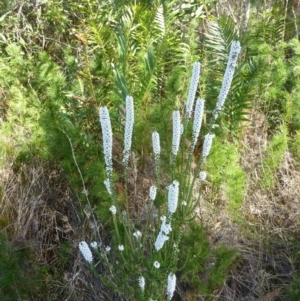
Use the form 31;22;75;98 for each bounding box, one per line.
78;41;241;300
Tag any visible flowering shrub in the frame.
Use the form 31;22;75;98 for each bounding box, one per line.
78;41;241;300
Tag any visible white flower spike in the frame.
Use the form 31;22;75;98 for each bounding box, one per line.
109;205;116;215
99;106;113;176
172;111;181;156
123;96;134;166
152;131;161;157
154;231;169;251
149;185;157;201
138;276;145;291
201;134;215;159
191;98;205;152
168;180;179;214
199;171;207;181
104;178;113;196
79;241;93;263
186;62;201;120
167;273;176;300
215;41;241;112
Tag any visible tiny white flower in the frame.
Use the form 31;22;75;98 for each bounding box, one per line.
79;241;93;263
167;180;179;214
153;261;160;268
105;246;111;252
118;245;124;251
199;171;207;181
167;273;176;300
149;185;157;201
109;205;117;215
138;276;145;291
172;111;181;156
201;133;215;158
182;201;187;206
90;241;98;249
160;215;166;222
180;123;184;135
133;230;142;238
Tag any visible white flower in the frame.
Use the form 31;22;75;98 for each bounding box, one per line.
182;201;187;206
99;106;113;177
105;246;111;252
215;41;241;112
180;123;184;135
153;261;160;268
154;231;169;251
172;111;181;156
123;96;134;166
90;241;98;249
199;171;207;181
109;205;116;215
186;62;201;120
104;178;113;195
133;230;142;238
118;245;124;251
152;131;161;157
149;185;157;201
201;133;214;158
138;276;145;291
191;98;205;151
78;241;93;263
168;180;179;214
167;273;176;300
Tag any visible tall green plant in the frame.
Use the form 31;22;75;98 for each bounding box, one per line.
78;41;241;300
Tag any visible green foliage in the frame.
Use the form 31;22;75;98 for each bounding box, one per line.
260;126;288;190
0;235;47;300
206;137;246;210
284;277;300;300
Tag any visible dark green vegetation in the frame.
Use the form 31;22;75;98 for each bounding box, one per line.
1;0;300;300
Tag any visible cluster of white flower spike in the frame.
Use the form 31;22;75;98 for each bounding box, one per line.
99;106;113;177
186;62;201;120
123;96;134;166
167;273;176;300
167;180;179;214
215;41;241;112
191;98;205;152
149;185;157;201
201;133;215;159
172;111;181;156
78;241;93;263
